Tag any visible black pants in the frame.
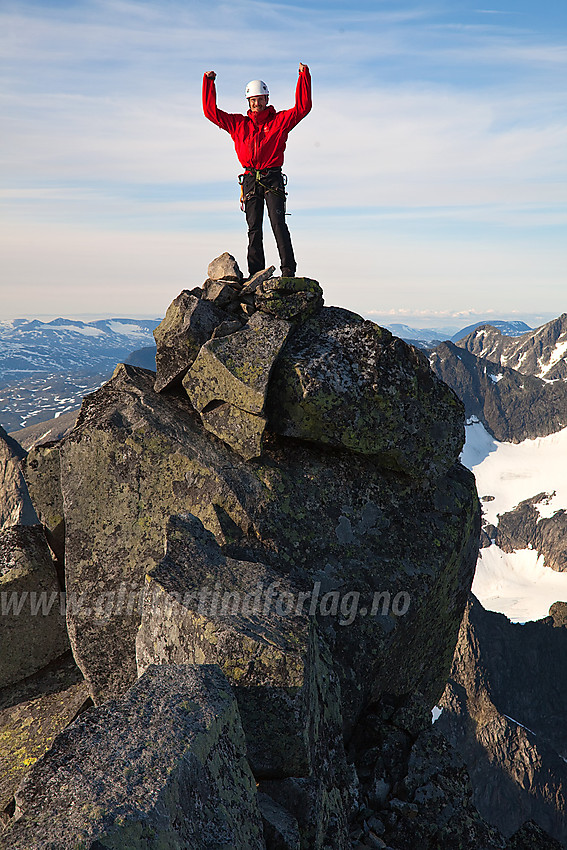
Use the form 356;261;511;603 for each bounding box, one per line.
242;170;296;277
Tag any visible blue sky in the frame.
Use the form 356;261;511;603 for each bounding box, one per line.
1;0;566;328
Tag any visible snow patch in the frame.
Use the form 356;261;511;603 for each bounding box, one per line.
489;373;503;383
46;324;104;337
472;545;567;622
503;714;536;736
431;706;443;724
533;493;562;520
461;421;567;526
107;321;147;336
514;350;530;370
538;339;567;378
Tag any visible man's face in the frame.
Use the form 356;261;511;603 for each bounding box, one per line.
248;95;268;112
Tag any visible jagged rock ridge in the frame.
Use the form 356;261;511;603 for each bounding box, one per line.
438;596;567;846
457;314;567;381
489;493;567;573
430;341;567;443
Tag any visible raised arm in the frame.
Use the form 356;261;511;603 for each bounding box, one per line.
296;63;312;118
279;63;312;131
202;72;241;134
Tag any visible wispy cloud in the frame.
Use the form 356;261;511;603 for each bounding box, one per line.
1;0;566;319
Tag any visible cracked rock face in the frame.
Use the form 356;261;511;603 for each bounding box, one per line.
136;513;347;783
184;312;291;417
183;311;292;459
52;358;478;734
153;290;231;393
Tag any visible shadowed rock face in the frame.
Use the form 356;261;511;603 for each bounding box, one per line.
437;596;567;845
0;653;89;827
22;442;65;567
0;426;38;530
152;290;231;393
0;525;68;689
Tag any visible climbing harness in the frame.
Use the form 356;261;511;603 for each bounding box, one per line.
238;168;288;212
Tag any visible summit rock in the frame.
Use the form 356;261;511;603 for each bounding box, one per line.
2;258;519;849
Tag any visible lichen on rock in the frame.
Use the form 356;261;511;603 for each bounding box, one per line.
2;664;265;850
255;276;324;321
266;306;464;477
183;310;292;459
0;653;89;827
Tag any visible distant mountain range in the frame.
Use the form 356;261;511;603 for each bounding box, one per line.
456;313;567;380
384;319;532;348
430;313;567;443
0;317;159;378
0;318;159;432
430;341;567;443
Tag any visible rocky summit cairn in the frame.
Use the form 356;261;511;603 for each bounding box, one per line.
152;254;462;468
1;254;561;848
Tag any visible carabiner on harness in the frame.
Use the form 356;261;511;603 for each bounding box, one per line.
238;169;288;212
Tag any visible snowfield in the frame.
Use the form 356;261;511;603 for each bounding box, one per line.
461;419;567;621
473;546;567;622
461;419;567;524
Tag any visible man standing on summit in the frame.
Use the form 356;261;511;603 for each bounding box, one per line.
202;64;311;279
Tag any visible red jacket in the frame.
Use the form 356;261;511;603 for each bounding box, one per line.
202;68;312;170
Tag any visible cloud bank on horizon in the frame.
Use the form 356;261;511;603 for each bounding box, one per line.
1;0;566;324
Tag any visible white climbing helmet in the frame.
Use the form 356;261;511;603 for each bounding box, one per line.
245;79;269;99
